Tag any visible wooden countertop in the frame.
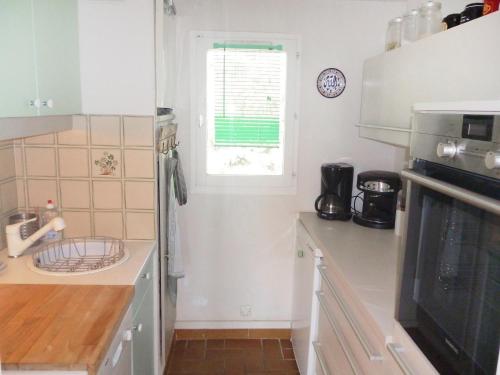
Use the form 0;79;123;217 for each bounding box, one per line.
0;284;134;374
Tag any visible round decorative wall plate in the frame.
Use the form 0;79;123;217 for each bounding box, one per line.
316;68;346;98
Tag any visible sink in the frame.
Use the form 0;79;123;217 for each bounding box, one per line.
27;237;129;276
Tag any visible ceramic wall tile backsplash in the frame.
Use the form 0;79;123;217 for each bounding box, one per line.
1;180;18;214
11;114;156;242
124;149;155;178
60;180;91;209
25;147;57;177
58;148;89;177
123;116;154;146
125;181;155;210
24;133;55;145
92;149;122;178
58;116;88;145
126;212;155;240
62;211;92;238
94;211;123;238
0;147;16;181
92;181;123;209
90;116;121;146
27;179;58;208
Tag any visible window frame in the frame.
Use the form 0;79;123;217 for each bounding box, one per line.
190;31;300;195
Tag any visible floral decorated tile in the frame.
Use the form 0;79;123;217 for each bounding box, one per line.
91;149;122;178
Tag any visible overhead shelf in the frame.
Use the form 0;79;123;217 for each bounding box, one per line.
413;100;500;114
0;116;73;141
358;12;500;147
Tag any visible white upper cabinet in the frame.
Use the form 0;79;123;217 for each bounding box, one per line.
359;13;500;147
0;0;38;118
0;0;81;118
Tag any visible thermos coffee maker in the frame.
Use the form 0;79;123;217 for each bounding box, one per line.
315;163;353;220
352;170;402;229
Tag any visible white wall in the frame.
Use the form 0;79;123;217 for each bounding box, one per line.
173;0;407;328
78;0;156;115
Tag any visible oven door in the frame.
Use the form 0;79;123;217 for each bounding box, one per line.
397;160;500;375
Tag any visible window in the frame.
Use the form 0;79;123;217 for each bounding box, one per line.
191;32;300;194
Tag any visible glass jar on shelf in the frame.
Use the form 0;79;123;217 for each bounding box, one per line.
417;1;444;39
402;9;419;45
385;17;403;51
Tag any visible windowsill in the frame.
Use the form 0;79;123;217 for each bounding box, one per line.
190;185;297;196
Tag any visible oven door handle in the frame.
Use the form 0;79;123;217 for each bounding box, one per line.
402;169;500;216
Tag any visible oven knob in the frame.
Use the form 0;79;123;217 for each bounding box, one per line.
436;142;457;158
484;151;500;170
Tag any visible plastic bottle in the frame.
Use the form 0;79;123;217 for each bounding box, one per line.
42;200;62;241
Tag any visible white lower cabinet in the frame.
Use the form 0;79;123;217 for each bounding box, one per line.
131;249;157;375
292;222;323;375
133;285;155;375
98;306;133;375
98;249;158;375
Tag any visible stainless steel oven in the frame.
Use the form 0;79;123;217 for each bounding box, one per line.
397;112;500;375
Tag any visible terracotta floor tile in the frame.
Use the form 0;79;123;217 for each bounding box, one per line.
176;330;207;340
243;349;264;360
264;359;298;372
262;339;281;349
244;360;266;373
225;369;245;375
262;349;282;360
282;349;295;360
280;339;292;349
248;329;291;339
169;337;298;375
175;340;189;348
187;340;207;350
225;357;245;375
169;360;205;373
205;349;227;360
207;339;225;349
177;347;206;361
204;329;249;339
198;359;226;373
226;339;262;350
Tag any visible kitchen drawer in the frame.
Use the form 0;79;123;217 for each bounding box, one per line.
131;252;154;316
315;296;359;375
317;263;401;375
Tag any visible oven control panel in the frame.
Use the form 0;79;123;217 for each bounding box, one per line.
412;113;500;179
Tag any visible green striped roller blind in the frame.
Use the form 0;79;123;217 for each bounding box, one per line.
208;44;286;147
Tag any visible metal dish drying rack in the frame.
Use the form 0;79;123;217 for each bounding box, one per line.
32;237;126;273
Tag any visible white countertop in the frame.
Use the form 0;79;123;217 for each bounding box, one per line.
299;212;401;338
0;240;156;285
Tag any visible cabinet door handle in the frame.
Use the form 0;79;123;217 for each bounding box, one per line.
312;342;332;375
29;99;41;108
41;99;54;108
318;265;383;361
133;323;143;333
387;343;415;375
316;291;363;375
141;272;151;280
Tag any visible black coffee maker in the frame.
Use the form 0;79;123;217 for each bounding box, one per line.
352;170;402;229
315;163;353;220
